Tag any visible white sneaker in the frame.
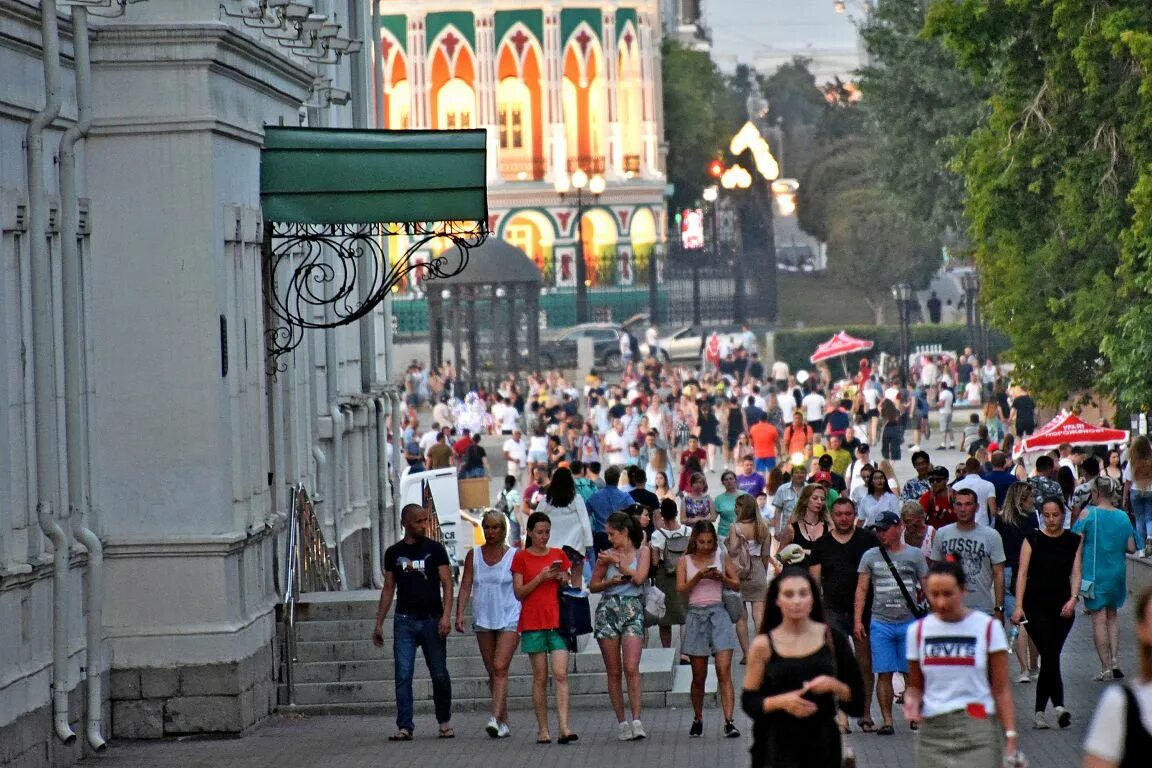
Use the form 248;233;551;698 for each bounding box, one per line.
1016;672;1032;684
486;716;500;738
631;719;646;740
617;720;634;741
1032;712;1050;730
497;722;511;738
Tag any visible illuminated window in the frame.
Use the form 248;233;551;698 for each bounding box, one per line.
436;78;475;131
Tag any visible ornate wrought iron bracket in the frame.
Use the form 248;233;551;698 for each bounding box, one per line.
263;219;487;373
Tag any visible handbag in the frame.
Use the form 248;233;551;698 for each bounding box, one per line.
879;546;929;618
558;587;592;637
1079;510;1098;600
643;583;666;626
722;588;743;623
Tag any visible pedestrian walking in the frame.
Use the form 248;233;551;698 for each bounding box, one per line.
1082;586;1152;768
742;567;864;768
729;494;774;664
455;510;521;738
678;520;742;738
904;561;1019;768
1012;497;1083;729
372;503;455;741
590;512;651;740
511;511;583;744
1072;477;1138;681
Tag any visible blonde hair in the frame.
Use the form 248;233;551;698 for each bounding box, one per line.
735;494;768;543
480;508;508;540
790;484;831;527
1131;435;1152;484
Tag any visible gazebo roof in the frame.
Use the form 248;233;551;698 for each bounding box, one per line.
437;238;542;286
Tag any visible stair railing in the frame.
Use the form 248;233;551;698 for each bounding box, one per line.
280;483;341;706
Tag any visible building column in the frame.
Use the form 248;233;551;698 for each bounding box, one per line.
428;289;444;369
602;7;623;179
637;9;659;177
475;10;502;184
407;13;430;128
507;285;520;372
527;288;541;371
450;286;464;370
543;6;567;182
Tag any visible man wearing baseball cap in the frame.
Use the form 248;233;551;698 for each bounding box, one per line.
918;466;956;529
854;510;929;735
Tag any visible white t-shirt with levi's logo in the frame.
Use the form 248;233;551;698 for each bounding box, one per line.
906;610;1008;718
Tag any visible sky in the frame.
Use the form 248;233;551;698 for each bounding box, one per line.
704;0;864;81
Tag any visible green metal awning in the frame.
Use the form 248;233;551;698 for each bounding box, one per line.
260;127;488;225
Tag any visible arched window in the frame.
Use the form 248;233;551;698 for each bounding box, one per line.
617;26;642;174
437;78;475;130
388;81;410;129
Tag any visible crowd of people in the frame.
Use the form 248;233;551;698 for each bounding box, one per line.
378;345;1151;767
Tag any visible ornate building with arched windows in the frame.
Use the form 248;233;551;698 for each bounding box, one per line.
377;0;668;332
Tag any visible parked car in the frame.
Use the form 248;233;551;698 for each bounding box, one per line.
642;324;745;362
538;323;625;371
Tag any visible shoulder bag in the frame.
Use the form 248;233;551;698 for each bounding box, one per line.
878;547;929;618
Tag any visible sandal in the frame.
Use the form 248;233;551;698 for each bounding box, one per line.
876;724;895;736
557;733;579;744
857;719;876;733
839;723;851;735
388;729;413;741
438;726;455;739
536;736;552;744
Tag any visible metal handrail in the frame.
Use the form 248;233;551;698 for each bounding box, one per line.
279;483;340;706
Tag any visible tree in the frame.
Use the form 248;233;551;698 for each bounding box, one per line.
927;1;1152;407
825;188;940;325
857;0;985;237
760;57;827;178
795;135;875;242
661;40;740;211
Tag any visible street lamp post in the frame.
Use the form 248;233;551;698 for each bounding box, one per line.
555;169;605;324
892;282;912;385
961;269;982;358
720;166;752;324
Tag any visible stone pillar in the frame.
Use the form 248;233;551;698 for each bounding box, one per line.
474;10;502;184
602;5;623;179
543;6;567;182
527;289;541;371
465;286;479;384
506;286;520;372
450;286;464;371
407;13;430;128
637;9;659;177
428;288;444;369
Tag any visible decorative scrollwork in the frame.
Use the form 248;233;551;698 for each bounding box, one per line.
264;220;487;373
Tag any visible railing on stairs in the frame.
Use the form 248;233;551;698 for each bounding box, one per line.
280;483;341;706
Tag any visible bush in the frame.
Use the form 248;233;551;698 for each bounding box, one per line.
770;323;1011;375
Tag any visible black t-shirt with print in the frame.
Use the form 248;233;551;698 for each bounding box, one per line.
384;538;450;618
812;528;878;614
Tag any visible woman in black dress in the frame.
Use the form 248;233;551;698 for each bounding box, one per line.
697;401;722;473
742;567;864;768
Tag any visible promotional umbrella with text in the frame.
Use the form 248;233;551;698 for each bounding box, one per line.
810;331;874;378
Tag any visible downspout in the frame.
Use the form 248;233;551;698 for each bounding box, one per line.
29;0;76;746
58;4;105;752
371;396;389;588
389;389;403;543
365;398;383;588
324;320;347;587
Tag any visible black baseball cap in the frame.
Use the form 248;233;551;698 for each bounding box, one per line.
929;466;950;480
869;511;902;530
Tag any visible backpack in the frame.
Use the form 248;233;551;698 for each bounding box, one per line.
494;489;510;515
725;527;753;580
662;531;690;575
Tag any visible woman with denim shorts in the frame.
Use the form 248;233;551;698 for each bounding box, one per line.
456;510;521;738
591;512;651;741
511;512;584;744
678;520;742;739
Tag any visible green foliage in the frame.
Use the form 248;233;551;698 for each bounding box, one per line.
771;323;1010;376
761;57;827;177
857;0;986;237
795;136;875;242
927;0;1152;408
661;40;742;210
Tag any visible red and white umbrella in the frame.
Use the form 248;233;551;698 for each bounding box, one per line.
810;331;874;364
1013;412;1128;456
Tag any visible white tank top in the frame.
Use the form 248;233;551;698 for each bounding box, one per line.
471;547;521;630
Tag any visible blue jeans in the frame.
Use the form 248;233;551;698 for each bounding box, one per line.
1131;490;1152;544
458;467;485;479
393;614;451;731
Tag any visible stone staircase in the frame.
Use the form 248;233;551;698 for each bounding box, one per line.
276;590;714;715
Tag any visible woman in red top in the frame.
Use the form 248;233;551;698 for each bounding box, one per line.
511;511;583;744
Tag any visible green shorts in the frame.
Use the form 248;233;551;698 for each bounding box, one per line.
520;629;567;654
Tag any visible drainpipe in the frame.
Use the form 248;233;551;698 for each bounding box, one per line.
29;0;76;746
389;389;403;542
58;6;104;751
365;398;383;588
370;396;389;588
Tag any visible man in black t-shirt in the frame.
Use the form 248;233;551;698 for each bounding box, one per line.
810;497;878;729
372;504;454;740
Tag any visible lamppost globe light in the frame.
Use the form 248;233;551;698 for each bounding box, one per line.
702;186;718;202
553;172;571;195
571;168;589;190
588;174;606;196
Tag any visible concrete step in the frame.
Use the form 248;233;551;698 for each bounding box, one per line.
279;666;676;706
279;690;673;716
288;647;677;686
293;590;381;622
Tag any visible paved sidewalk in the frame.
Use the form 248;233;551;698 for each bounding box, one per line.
81;599;1137;768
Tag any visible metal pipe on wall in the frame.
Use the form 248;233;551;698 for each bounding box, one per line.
58;4;105;751
366;398;383;588
29;0;76;745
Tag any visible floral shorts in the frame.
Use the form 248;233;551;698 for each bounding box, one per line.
593;594;645;639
